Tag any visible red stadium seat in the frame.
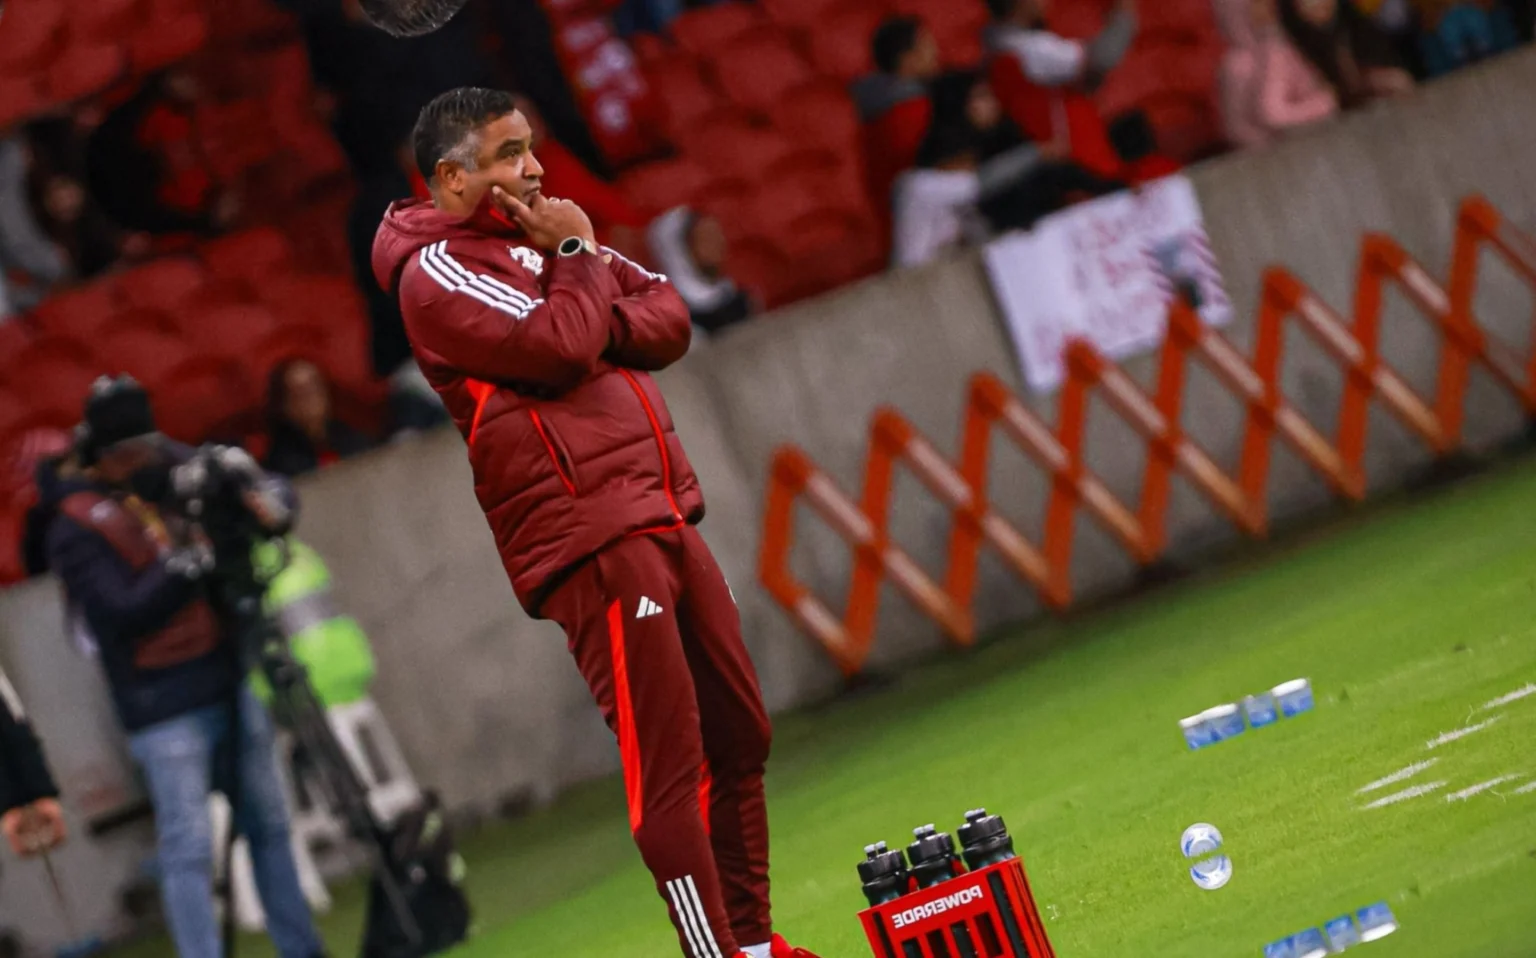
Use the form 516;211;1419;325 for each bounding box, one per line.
30;283;121;340
208;0;296;45
0;322;31;374
630;32;672;67
114;257;209;311
669;2;768;58
92;326;189;389
174;302;279;361
0;74;46;129
129;0;209;74
768;80;862;154
618;157;714;219
760;0;868;31
45;40;129;104
687;121;842;187
68;0;145;40
644;56;736;142
149;357;256;444
805;5;885;83
199;228;295;287
0;0;65;75
197;98;280;182
256;274;373;386
6;337;100;422
710;33;819;118
250;325;341;387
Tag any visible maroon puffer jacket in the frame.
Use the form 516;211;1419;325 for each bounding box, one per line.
372;195;703;616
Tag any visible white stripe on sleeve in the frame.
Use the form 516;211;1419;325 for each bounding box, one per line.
418;242;544;320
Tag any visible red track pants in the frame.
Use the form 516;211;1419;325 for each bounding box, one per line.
543;525;773;957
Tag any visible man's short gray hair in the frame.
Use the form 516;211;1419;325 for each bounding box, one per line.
411;87;518;183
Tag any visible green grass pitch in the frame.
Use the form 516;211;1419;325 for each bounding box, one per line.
113;457;1536;957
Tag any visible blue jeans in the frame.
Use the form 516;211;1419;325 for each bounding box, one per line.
129;686;324;958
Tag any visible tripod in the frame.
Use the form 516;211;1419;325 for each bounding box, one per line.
245;620;425;953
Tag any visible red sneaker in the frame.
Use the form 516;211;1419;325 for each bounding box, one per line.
769;934;822;958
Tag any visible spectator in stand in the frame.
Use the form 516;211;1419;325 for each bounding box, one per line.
1216;0;1340;150
852;17;942;227
84;69;243;239
646;206;754;334
262;358;378;477
982;0;1141;182
1416;0;1520;77
23;119;143;281
1278;0;1415;107
891;72;1118;267
0;135;69;318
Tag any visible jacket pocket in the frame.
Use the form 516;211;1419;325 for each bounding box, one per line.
528;410;579;496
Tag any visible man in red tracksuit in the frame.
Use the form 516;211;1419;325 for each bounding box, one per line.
371;87;820;958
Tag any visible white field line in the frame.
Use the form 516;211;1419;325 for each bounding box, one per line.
1361;781;1447;809
1481;683;1536;711
1446;776;1521;802
1426;715;1502;750
1514;780;1536;796
1357;759;1439;795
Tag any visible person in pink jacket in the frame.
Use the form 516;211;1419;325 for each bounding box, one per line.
1217;0;1339;150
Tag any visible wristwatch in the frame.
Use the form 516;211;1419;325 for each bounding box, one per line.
558;236;599;257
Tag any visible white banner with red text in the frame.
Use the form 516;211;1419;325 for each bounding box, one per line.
982;175;1233;394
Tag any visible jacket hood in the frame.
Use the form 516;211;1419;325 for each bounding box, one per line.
371;191;524;295
849;73;928;122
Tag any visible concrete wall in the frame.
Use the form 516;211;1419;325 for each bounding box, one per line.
4;47;1536;951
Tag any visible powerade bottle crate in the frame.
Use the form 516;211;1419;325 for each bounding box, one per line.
857;810;1056;958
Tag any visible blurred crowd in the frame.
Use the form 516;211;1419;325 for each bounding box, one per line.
1;0;1532;585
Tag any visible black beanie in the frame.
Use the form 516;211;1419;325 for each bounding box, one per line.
82;375;157;453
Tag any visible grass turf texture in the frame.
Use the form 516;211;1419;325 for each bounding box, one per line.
107;457;1536;958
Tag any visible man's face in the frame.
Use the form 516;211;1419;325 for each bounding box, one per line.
436;111;544;214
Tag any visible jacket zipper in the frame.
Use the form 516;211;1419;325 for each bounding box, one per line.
528;410;578;497
620;370;683;521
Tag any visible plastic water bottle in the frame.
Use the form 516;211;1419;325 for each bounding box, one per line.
1180;713;1216;750
1290;927;1327;958
1180;823;1231;890
858;842;911;907
1203;703;1246;741
1243;692;1279;727
1273;679;1314;717
956;809;1016;869
907;825;977;957
1356;901;1399;942
906;825;963;888
1324;914;1361;950
1262;936;1296;958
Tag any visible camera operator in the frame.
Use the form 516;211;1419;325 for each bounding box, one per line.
0;665;66;859
33;376;326;958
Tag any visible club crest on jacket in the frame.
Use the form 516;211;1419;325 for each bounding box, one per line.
509;246;545;276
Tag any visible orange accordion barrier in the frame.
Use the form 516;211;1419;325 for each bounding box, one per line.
758;195;1536;677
